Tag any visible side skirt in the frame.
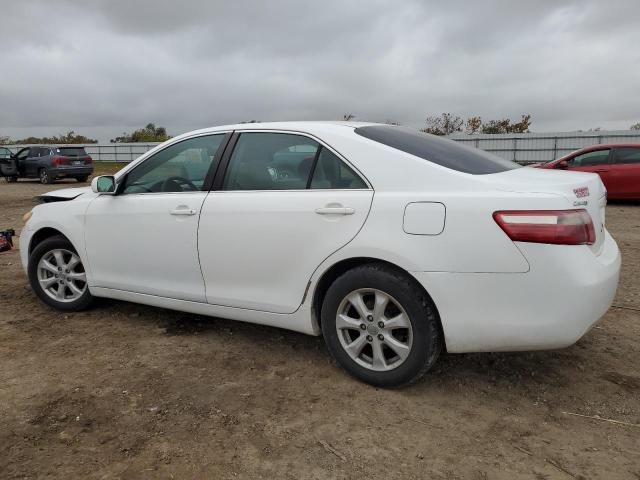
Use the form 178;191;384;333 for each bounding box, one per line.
90;287;319;336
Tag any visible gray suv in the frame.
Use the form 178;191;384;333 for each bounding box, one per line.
0;146;93;184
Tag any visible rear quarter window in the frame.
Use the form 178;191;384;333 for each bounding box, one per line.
354;125;520;175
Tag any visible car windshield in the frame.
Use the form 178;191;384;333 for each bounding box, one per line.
56;147;87;157
354;125;520;175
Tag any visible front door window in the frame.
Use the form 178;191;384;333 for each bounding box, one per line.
122;134;226;194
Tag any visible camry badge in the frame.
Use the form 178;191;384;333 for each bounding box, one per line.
573;187;590;198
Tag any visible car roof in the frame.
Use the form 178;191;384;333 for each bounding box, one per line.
582;143;640;150
554;143;640;162
173;121;379;139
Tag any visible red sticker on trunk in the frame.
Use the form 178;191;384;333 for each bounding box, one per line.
573;187;590;198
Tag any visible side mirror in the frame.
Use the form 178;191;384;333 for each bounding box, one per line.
556;160;569;169
91;175;117;194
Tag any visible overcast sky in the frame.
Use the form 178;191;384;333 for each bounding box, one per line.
1;0;639;142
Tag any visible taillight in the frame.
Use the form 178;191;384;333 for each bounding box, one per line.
51;156;63;165
85;156;93;164
493;209;595;245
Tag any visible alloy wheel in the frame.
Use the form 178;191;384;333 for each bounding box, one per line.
335;288;413;372
37;248;87;303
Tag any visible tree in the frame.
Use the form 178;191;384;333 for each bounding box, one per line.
480;114;532;134
343;113;355;121
110;123;171;143
509;114;532;133
3;131;97;144
421;113;463;136
631;122;640;130
465;116;482;134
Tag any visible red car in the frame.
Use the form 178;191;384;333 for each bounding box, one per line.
534;144;640;200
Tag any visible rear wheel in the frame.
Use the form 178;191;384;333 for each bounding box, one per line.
28;236;92;311
39;168;53;184
75;175;89;182
321;264;442;388
5;176;17;183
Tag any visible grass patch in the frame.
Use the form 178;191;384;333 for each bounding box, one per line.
92;162;129;176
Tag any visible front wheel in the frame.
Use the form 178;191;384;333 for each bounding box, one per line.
75;175;89;182
28;235;93;311
39;168;53;184
321;264;442;388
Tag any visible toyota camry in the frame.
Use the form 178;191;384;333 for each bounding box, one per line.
21;122;621;387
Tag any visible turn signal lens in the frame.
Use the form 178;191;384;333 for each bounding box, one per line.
493;209;595;245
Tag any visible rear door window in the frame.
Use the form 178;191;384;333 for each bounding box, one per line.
354;125;520;175
612;147;640;164
223;133;320;190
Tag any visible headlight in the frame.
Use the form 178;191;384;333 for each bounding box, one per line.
22;210;33;224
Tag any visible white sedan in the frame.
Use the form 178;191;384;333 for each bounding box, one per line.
21;122;621;387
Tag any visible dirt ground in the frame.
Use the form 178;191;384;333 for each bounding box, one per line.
1;178;638;480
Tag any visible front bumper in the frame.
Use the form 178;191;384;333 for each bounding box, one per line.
19;225;34;273
412;231;621;353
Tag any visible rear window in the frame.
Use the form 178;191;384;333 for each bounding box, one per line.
56;147;87;157
354;125;520;175
613;147;640;164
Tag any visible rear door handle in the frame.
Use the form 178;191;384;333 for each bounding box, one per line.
170;208;197;216
315;207;355;215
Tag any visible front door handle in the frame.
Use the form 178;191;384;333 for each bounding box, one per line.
315;206;355;215
170;208;197;216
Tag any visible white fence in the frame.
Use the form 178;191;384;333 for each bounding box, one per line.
4;130;640;165
448;130;640;164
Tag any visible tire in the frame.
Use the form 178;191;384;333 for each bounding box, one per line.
321;264;442;388
28;235;93;311
39;168;53;184
5;176;17;183
75;176;89;183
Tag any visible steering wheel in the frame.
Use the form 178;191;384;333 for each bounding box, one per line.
161;176;198;192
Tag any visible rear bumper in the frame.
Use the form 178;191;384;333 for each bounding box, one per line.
50;166;93;177
411;231;621;353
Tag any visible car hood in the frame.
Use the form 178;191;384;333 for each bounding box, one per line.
36;186;91;203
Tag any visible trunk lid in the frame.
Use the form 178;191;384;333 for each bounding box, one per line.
484;167;607;254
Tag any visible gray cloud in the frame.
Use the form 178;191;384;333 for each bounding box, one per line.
1;0;639;141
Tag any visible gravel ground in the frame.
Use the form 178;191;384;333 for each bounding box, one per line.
1;179;639;479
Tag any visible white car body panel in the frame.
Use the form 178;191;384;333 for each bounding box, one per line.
84;193;208;302
198;189;373;313
20;121;621;353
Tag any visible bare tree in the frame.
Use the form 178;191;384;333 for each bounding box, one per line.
465;116;482;134
421;113;463;136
